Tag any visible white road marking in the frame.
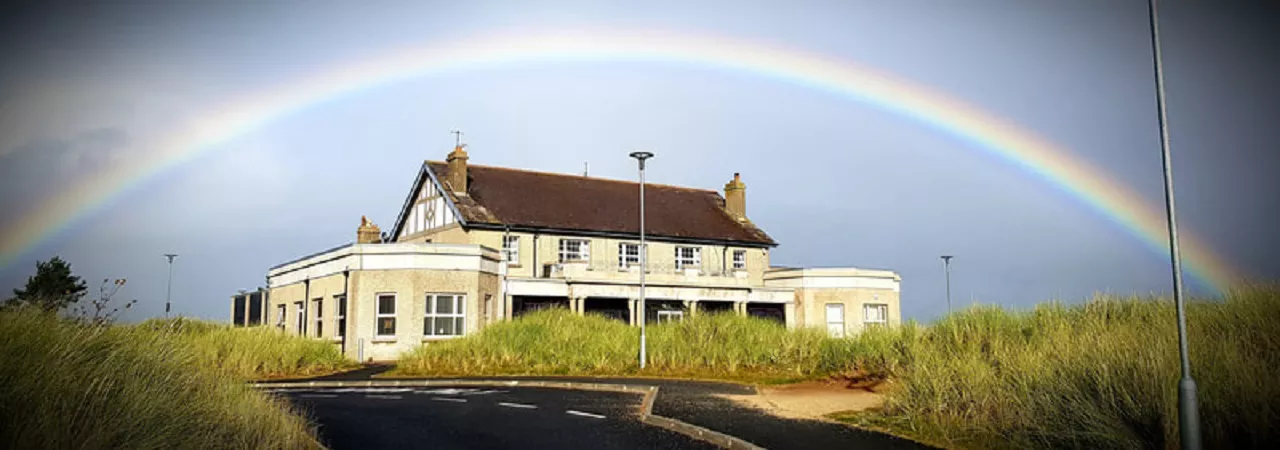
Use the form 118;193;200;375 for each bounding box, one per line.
498;402;538;409
566;410;606;419
335;388;413;394
366;395;403;400
299;394;338;399
432;397;467;403
463;389;507;396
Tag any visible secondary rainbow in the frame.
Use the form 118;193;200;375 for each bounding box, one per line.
0;28;1243;291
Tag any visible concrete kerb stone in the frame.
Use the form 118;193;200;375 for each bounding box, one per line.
252;379;765;450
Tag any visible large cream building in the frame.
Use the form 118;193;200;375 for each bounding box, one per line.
231;144;902;361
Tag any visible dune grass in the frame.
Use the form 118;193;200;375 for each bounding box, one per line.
394;309;845;383
0;308;353;449
394;286;1279;449
135;317;355;380
834;285;1280;450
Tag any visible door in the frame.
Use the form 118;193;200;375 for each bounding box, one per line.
825;303;845;337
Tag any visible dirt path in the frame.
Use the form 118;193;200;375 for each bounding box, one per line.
716;380;886;422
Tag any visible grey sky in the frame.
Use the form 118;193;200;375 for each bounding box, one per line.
1;0;1276;323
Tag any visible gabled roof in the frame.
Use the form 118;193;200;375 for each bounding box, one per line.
408;161;776;247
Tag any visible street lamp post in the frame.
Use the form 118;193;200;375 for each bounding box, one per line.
941;255;953;314
629;151;654;370
164;254;178;318
1145;1;1201;448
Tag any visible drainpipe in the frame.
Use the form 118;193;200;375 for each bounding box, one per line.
341;268;349;355
532;233;540;278
722;245;727;276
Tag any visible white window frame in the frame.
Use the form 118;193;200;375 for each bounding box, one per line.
863;303;889;327
559;239;590;263
313;298;324;338
656;310;684;323
276;304;286;330
335;294;347;339
376;293;397;338
294;301;305;335
424;293;467;337
732;249;747;270
502;235;520;264
618;242;640;269
675;246;702;270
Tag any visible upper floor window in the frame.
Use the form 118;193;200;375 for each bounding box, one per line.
619;243;640;268
559;239;590;262
732;249;747;270
675;246;702;269
376;294;397;337
863;303;888;327
502;235;520;264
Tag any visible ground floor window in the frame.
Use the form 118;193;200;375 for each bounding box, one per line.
335;295;347;339
376;294;396;337
863;303;888;328
313;298;323;337
294;301;304;335
656;310;684;323
425;293;466;337
276;304;286;331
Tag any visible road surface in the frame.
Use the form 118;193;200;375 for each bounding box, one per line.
268;385;720;450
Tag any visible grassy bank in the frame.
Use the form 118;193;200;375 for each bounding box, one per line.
395;309;847;383
835;285;1280;449
136;317;355;380
0;308;351;449
394;287;1279;449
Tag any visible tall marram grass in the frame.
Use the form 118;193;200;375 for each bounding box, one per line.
0;308;352;449
839;285;1280;450
395;309;843;382
136;317;354;379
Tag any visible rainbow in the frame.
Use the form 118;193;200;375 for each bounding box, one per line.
0;28;1243;291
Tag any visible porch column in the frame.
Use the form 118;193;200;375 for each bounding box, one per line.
575;297;586;316
784;303;797;329
684;300;696;317
735;301;747;316
628;299;638;326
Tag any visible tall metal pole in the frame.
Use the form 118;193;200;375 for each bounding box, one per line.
164;254;178;318
941;255;953;314
630;151;654;370
1146;1;1200;448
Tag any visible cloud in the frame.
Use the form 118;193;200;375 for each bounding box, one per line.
0;127;132;215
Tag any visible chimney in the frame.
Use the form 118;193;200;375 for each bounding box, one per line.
724;173;747;221
446;144;469;195
357;216;382;244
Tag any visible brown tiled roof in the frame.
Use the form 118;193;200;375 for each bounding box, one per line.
425;162;776;246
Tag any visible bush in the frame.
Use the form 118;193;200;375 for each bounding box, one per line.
0;307;325;449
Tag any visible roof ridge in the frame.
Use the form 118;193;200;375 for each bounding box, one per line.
426;160;722;194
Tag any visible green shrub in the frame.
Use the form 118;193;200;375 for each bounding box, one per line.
0;307;326;449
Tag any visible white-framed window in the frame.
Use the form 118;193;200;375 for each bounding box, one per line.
618;243;640;268
675;246;701;269
313;298;323;337
335;294;347;339
559;239;590;262
425;294;466;337
732;249;747;270
376;294;397;337
276;304;286;331
863;303;888;327
657;310;684;323
294;301;304;335
502;235;520;264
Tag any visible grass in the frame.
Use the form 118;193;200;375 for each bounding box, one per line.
833;285;1280;450
394;309;843;383
394;286;1280;449
135;317;356;380
0;307;354;449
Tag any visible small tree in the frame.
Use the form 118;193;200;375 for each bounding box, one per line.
71;278;137;327
10;256;88;312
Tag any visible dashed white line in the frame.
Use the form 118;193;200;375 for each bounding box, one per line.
432;397;467;403
299;394;338;399
566;410;606;419
366;395;403;400
498;402;538;409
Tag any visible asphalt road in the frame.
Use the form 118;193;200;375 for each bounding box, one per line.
268;385;721;450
